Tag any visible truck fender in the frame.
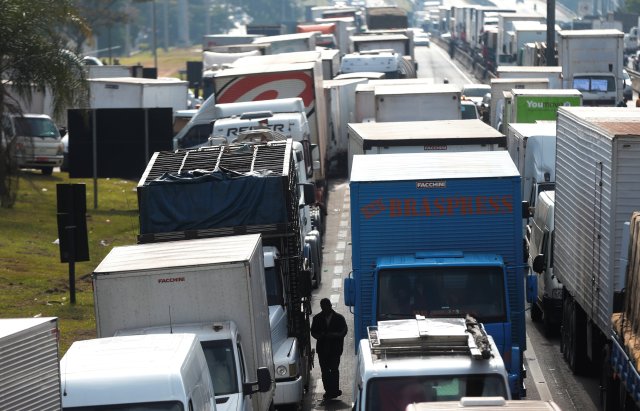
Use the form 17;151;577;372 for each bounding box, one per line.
344;276;355;307
526;273;538;304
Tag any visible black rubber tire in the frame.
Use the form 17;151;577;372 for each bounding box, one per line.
42;167;53;175
530;301;542;322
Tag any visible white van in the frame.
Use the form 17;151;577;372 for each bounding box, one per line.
527;190;560;334
405;397;562;410
60;333;216;411
1;113;64;175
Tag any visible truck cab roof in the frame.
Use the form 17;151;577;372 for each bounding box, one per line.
115;320;237;342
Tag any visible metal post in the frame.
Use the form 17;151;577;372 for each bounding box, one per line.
66;226;76;304
546;0;556;66
152;0;158;69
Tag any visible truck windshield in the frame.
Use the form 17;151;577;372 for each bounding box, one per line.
201;339;239;396
14;117;60;139
377;267;507;323
366;374;508;411
572;75;615;92
64;401;183;410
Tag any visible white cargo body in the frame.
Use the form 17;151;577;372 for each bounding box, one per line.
490;77;550;129
557;29;624;106
88;77;188;112
354;79;433;122
554;107;640;349
86;65;132;78
496;66;562;88
324;78;368;175
253;32;318;54
496;13;546;65
321;48;341;79
60;333;216;410
0;317;61;410
93;234;274;411
511;22;557;59
375;84;462;122
507;121;556;206
348;120;506;175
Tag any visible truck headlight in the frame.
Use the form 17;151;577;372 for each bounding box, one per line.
276;365;288;377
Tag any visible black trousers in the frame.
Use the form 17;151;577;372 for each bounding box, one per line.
318;353;341;395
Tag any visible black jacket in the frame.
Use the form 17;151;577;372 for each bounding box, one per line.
311;309;348;357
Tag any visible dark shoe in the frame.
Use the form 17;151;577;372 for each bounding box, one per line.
325;390;342;399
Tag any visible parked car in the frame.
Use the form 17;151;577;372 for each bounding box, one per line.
1;113;64;175
461;100;480;119
623;69;633;101
463;83;491;107
414;33;431;47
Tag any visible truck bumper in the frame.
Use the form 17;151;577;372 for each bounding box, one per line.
274;375;304;405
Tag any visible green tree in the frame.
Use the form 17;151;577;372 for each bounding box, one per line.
0;0;89;207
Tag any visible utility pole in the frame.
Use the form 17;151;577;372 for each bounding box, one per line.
546;0;556;66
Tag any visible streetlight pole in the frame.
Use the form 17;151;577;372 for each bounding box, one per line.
152;0;158;69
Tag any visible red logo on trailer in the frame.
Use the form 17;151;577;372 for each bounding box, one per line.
216;71;315;110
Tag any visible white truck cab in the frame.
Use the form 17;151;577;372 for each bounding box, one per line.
527;190;560;334
406;397;562;411
352;316;510;411
60;333;216;411
115;322;261;411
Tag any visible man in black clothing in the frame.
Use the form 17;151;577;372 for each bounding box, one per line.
311;298;348;400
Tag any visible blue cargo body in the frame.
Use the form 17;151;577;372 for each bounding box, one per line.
345;151;526;398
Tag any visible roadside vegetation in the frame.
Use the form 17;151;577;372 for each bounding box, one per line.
0;170;139;353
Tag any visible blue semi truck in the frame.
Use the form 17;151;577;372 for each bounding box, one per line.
344;151;528;399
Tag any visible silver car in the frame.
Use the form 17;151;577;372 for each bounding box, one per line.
2;113;64;175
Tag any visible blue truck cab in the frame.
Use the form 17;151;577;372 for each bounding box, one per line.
344;151;527;399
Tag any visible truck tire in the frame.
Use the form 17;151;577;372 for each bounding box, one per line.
601;345;620;411
42;166;53;175
310;207;324;239
530;301;542;322
562;294;587;374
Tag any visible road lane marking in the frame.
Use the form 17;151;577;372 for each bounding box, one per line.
336;252;344;262
337;241;346;250
330;294;340;304
525;332;553;401
338;229;347;239
332;279;342;288
334;266;343;275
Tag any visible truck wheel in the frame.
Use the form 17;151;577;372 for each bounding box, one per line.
42;166;53;175
530;301;542;322
562;296;587;374
601;345;620;411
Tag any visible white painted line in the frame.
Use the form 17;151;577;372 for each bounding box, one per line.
525;333;553;401
315;383;324;395
340;220;348;227
337;241;346;250
434;43;473;83
336;252;344;262
332;278;342;288
334;266;343;275
338;229;347;239
330;294;340;304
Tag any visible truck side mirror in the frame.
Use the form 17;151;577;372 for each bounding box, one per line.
299;268;312;298
521;201;531;219
344;277;355;306
532;254;545;273
243;367;273;395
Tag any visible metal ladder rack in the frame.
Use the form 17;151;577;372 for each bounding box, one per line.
367;315;492;360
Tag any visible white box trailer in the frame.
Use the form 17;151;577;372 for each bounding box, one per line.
554;107;640;368
0;317;61;410
347;119;506;175
324;78;368;175
86;65;132;78
506;121;557;206
88;77;188;113
321;48;341;80
490;77;550;129
375;84;462;122
253;32;318;54
354;79;435;122
496;13;545;65
496;66;563;88
93;234;274;411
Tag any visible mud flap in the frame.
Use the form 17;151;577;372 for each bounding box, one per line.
526;273;537;304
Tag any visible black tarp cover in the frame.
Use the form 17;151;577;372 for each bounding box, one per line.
138;168;288;234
